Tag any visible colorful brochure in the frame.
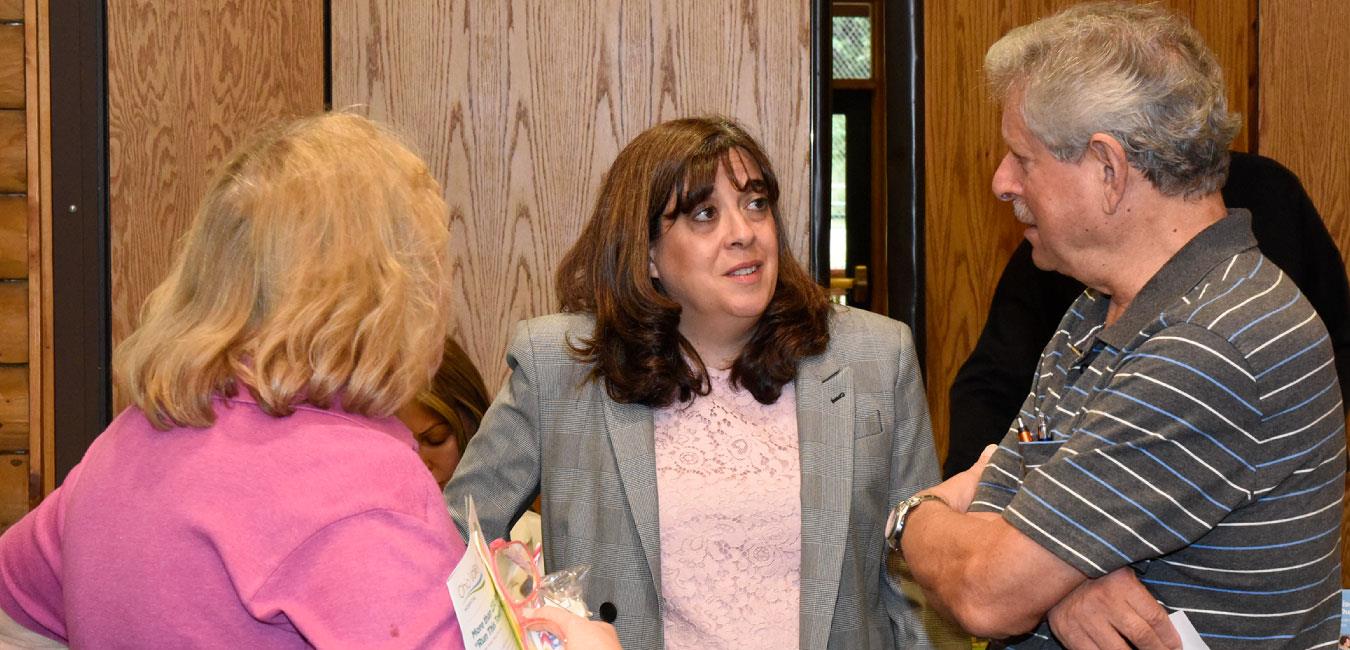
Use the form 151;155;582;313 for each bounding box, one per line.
446;497;528;650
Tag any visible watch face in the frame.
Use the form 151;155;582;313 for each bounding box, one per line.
884;499;907;550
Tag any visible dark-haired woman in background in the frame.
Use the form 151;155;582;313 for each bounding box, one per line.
445;116;961;649
398;336;544;549
398;337;492;488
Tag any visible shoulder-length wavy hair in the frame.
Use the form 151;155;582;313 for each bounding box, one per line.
115;112;451;430
555;116;830;407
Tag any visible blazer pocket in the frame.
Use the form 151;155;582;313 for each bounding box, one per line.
854;403;890;440
852;414;891;488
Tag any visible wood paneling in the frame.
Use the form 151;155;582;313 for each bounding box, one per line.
0;1;20;22
0;366;25;448
331;0;813;385
31;0;52;497
1170;0;1255;153
0;24;21;109
0;280;23;363
0;453;27;529
0;108;22;192
107;2;324;410
0;194;22;278
1259;1;1350;269
1256;0;1350;588
923;0;1253;465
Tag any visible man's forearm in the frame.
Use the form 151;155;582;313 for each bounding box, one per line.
899;499;1085;637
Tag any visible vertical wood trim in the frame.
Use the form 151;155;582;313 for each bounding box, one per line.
27;0;50;496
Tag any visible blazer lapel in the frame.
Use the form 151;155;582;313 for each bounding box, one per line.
796;352;854;650
603;398;665;599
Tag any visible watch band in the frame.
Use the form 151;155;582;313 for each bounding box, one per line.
885;493;948;553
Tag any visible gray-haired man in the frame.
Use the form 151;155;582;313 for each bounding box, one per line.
893;3;1344;647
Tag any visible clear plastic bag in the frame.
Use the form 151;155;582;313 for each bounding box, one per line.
518;565;591;649
537;565;590;618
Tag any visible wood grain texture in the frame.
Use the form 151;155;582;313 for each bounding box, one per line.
923;0;1253;464
0;194;23;278
0;108;22;192
31;0;51;497
1259;0;1350;272
331;0;812;385
0;280;24;362
0;452;27;530
107;1;324;410
0;0;19;22
0;366;26;448
1256;0;1350;588
0;24;22;109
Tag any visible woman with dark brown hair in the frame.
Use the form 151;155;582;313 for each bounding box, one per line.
445;116;957;649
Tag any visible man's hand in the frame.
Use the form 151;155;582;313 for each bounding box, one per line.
926;444;996;513
1048;567;1180;650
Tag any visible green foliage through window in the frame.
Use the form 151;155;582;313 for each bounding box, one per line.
830;114;848;270
832;16;871;79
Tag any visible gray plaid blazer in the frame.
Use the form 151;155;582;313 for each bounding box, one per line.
445;307;966;649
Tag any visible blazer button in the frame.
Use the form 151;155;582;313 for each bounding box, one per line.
598;601;618;623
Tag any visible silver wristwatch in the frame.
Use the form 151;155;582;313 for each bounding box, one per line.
885;493;948;552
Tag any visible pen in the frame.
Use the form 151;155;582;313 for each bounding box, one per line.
1017;416;1034;443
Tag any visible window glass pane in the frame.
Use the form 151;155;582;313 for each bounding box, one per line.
832;16;871;79
830;113;848;271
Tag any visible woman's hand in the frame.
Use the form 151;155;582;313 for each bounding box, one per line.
926;444;996;513
524;606;622;649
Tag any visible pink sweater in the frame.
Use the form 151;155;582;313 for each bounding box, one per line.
0;392;466;648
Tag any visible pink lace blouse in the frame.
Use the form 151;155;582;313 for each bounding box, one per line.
653;367;801;649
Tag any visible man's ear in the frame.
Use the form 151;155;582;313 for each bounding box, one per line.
1087;133;1129;214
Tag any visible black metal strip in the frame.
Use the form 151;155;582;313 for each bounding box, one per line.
49;0;110;484
885;0;926;370
809;0;832;284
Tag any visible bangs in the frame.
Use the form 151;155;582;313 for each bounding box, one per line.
659;145;780;222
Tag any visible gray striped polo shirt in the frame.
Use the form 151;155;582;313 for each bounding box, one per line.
970;210;1345;648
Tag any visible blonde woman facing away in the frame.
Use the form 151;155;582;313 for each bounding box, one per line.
0;113;616;649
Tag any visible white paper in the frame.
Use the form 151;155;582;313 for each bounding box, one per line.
1169;611;1211;650
446;498;521;650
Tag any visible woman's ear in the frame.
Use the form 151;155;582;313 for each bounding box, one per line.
1087;133;1129;214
